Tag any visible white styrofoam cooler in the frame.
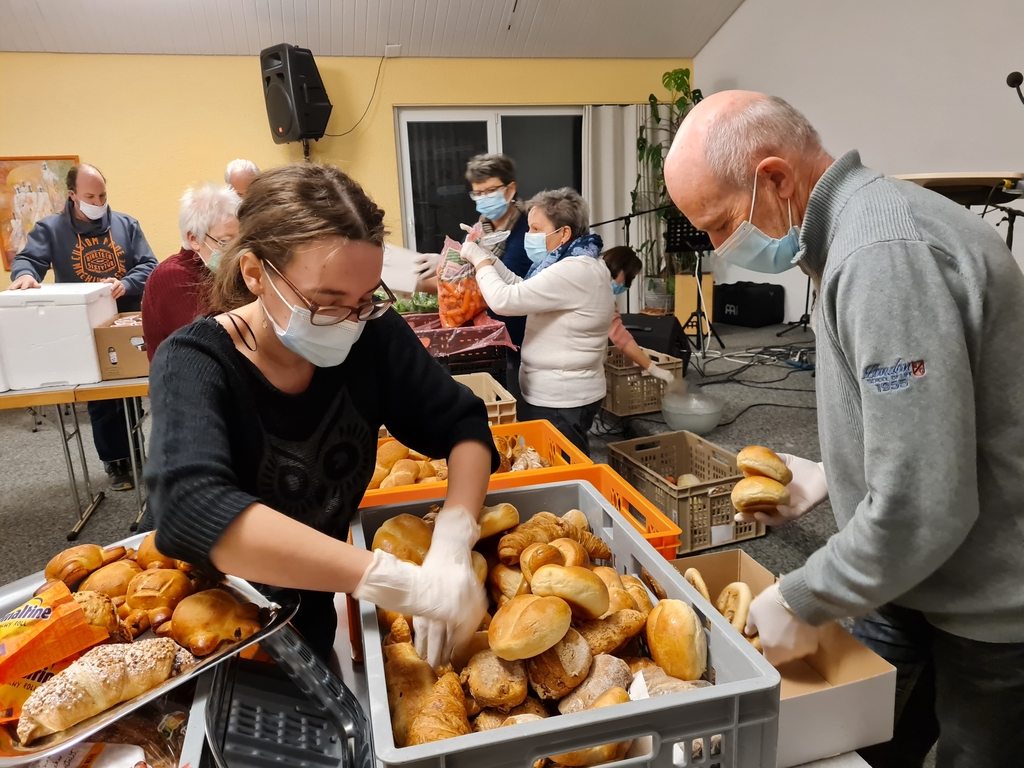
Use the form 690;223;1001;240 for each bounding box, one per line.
0;354;8;392
0;283;117;390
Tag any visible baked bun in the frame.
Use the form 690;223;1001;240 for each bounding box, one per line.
489;594;571;661
645;599;707;682
519;543;565;584
459;650;528;710
136;531;177;570
530;565;609;620
548;538;590;568
591;566;623;592
526;628;592;700
489;563;527;602
377;441;410;471
124;568;195;635
80;559;143;606
371;514;433;565
731;476;790;514
737;446;792;485
479;503;521;539
561;509;590;533
166;589;263;656
72;591;130;643
716;582;753;633
472;551;488;586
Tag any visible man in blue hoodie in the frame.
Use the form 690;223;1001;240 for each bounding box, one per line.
9;163;158;490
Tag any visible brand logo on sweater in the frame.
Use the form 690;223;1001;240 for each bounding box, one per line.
862;358;926;393
72;234;126;282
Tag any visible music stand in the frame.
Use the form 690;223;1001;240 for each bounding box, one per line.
777;274;813;337
665;216;724;356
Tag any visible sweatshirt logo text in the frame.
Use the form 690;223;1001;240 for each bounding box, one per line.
862;358;926;393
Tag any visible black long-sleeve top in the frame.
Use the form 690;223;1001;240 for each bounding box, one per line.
145;311;497;569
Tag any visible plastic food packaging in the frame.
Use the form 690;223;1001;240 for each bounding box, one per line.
29;742;147;767
0;582;107;686
437;225;489;328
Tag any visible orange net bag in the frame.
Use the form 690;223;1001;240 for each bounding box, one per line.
437;229;488;328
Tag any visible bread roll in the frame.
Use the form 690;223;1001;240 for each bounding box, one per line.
526;628;592;700
125;568;194;633
619;574;654;619
377;441;410;471
459;650;528;710
635;666;713;697
381;469;416;488
488;563;527;602
500;713;545;727
640;567;667;601
530;566;609;620
472;551;488;586
549;538;590;568
591;567;623;592
683;568;711;603
416;460;436;480
371;514;433;565
604;587;638;616
557;655;632;715
480;503;521;539
497;512;610;566
520;543;565;584
716;582;754;633
737;446;792;485
551;687;632;767
136;532;176;570
451;630;491;673
80;559;143;606
72;591;131;643
574;609;646;656
646;599;707;682
489;595;572;661
561;509;590;533
622;656;660;676
730;476;790;514
473;696;548;732
368;463;390;490
165;589;263;656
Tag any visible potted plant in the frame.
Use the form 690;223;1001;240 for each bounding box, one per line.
632;68;696;312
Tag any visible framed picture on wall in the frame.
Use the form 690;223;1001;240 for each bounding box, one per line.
0;155;79;271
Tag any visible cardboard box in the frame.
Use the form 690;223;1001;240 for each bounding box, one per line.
671;550;896;768
93;312;149;380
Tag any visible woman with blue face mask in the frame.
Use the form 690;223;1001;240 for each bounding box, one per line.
603;247;675;384
460;188;614;455
144;163;497;669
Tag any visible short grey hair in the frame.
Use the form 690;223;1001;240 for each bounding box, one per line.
178;183;241;250
527;188;589;241
465;153;516;186
703;96;827;189
224;159;259;183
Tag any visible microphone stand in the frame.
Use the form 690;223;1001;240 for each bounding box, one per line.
591;205;676;314
777;274;813;337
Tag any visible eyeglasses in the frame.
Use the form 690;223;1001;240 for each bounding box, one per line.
469;184;508;201
264;261;396;326
205;234;229;250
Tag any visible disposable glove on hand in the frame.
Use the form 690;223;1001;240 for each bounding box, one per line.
460;241;495;269
647;363;675;383
735;453;828;526
413;252;440;279
745;582;819;667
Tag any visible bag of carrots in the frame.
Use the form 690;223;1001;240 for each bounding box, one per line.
437;231;488;328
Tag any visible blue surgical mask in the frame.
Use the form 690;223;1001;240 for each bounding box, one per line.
715;179;801;274
261;271;364;367
611;280;628;296
524;231;553;264
475;190;510;221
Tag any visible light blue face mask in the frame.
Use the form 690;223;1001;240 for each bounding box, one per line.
474;189;510;221
715;179;801;274
524;231;555;264
611;280;628;296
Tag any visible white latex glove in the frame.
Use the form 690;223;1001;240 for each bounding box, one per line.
735;453;828;526
460;240;496;269
745;582;819;667
413;252;440;279
647;363;674;383
354;506;485;670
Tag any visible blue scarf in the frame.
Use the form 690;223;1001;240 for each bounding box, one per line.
526;232;604;279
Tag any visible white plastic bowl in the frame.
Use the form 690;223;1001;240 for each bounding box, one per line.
660;386;723;435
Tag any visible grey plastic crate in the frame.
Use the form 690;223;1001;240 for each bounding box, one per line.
352;479;780;768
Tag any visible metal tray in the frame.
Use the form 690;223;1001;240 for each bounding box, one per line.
0;532;299;766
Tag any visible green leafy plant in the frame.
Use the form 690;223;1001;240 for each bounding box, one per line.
632;68;700;290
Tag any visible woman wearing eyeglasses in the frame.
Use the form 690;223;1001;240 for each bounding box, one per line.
145;164;496;667
142;183;241;362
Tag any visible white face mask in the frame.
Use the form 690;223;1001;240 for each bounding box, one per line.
261;269;364;367
76;198;108;220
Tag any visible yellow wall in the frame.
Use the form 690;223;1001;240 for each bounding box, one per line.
0;52;689;288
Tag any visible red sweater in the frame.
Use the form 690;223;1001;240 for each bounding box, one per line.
142;248;212;361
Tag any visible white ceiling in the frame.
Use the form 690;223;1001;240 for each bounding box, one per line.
0;0;742;58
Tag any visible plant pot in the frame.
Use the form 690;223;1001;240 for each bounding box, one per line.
643;278;674;312
674;273;715;335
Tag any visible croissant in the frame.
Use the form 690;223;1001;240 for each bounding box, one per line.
406;671;471;745
384;618;438;747
498;513;611;565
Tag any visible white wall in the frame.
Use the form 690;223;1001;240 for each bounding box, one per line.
695;0;1024;322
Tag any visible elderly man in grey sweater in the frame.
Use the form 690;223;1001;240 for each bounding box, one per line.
665;91;1024;768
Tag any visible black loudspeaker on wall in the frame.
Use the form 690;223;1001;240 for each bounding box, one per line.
259;43;333;144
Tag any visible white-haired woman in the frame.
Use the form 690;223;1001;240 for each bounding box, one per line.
142;183;241;360
461;188;613;455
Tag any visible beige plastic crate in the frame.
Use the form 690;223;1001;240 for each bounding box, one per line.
603;347;684;416
608;430;766;554
453;372;517;425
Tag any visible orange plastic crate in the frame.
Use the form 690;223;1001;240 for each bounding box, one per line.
362;420;592;507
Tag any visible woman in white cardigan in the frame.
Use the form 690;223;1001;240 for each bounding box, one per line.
461;188;613;455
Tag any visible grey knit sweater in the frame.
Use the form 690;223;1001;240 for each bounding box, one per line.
780;151;1024;643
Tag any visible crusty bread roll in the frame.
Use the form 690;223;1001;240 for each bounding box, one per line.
500;713;545;727
526;628;592;700
622;656;660;676
551;687;633;767
459;650;528;710
557;655;632;715
520;543;565;584
80;559;143;607
377;441;410;471
561;509;590;533
136;531;176;570
530;566;609;620
473;696;548;732
368;463;390;490
489;594;572;661
72;591;131;643
381;469;417;489
737;446;792;485
716;582;754;633
730;476;790;514
549;538;590;568
574;609;646;656
646;599;707;682
451;630;491;673
480;503;521;539
591;567;623;592
371;514;433;565
125;568;194;634
683;568;711;603
604;587;638;616
165;589;263;656
489;563;528;602
619;574;654;619
472;551;488;586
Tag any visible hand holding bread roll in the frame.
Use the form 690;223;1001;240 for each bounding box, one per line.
371;514;433;565
730;476;790;515
736;446;793;485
